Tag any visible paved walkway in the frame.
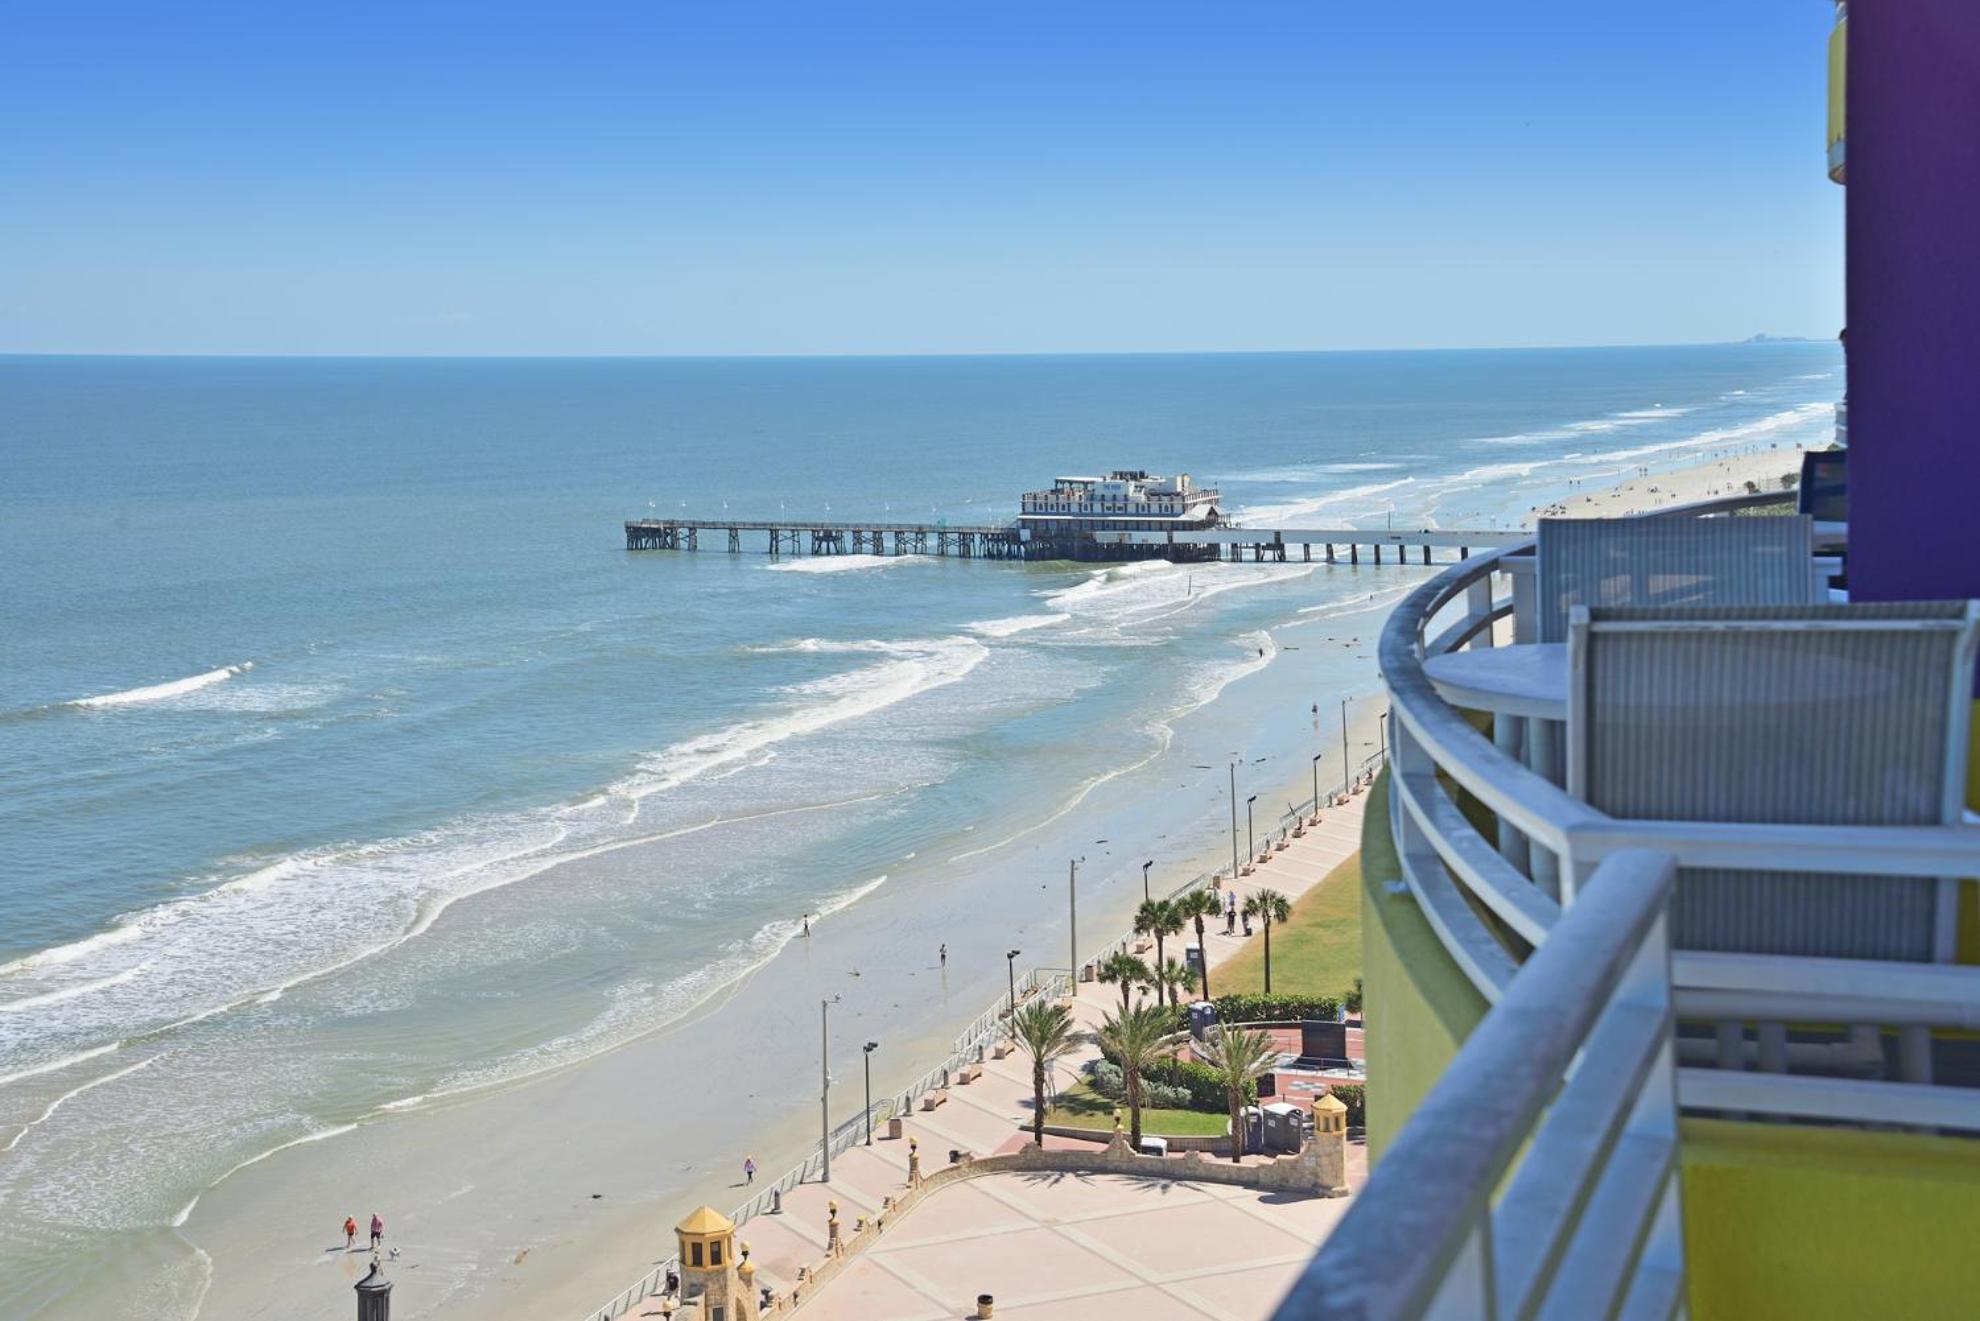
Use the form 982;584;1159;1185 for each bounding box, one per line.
692;790;1370;1319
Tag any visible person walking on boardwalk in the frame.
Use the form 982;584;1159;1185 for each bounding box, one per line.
344;1216;357;1250
370;1212;384;1250
744;1155;757;1184
1225;890;1237;935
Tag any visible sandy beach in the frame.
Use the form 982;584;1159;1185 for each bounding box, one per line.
163;433;1829;1319
137;599;1399;1321
1523;445;1806;523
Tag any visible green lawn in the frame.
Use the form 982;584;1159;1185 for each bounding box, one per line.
1216;850;1363;999
1044;1079;1229;1137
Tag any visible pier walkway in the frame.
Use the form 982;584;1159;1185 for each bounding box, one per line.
625;517;1520;565
625;518;1023;558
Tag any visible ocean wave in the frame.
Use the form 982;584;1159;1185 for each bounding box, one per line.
64;664;252;709
965;613;1068;638
764;554;925;574
621;636;986;798
0;640;981;1076
1036;560;1313;635
1233;477;1415;526
1225;461;1404;483
0;1043;121;1090
1576;401;1832;466
418;872;892;1100
949;729;1173;864
1173;629;1279;720
0;964;149;1014
2;1056;155;1154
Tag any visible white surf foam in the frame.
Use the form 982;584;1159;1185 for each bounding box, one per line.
0;637;979;1075
420;872;894;1100
2;1056;155;1153
765;554;924;574
1579;401;1832;466
0;963;148;1014
0;1042;120;1090
66;664;252;709
620;637;986;799
966;614;1068;638
1234;477;1416;526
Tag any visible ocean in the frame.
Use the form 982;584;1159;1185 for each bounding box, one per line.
0;344;1840;1317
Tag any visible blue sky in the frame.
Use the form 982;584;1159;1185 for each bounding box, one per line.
0;2;1842;355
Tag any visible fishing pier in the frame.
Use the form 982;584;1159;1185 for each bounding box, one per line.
625;518;1024;559
623;516;1522;564
625;468;1524;564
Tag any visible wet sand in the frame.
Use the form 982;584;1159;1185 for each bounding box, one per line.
153;609;1400;1321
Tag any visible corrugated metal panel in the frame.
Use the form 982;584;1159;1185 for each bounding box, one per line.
1537;517;1817;643
1576;602;1970;961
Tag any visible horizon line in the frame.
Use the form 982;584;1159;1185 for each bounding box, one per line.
0;337;1832;363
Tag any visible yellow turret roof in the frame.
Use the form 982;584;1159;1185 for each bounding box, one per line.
676;1205;735;1236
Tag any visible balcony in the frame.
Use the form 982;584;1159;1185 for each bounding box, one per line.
1274;492;1980;1320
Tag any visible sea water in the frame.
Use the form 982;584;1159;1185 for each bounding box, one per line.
0;345;1840;1315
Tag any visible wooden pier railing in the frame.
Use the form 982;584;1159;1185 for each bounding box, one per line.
624;517;1524;564
625;518;1024;558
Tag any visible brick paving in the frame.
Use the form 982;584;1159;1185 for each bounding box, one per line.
695;790;1373;1321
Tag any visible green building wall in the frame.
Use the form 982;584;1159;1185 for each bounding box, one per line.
1358;769;1980;1318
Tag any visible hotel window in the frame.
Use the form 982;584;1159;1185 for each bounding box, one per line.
690;1242;704;1267
711;1241;723;1267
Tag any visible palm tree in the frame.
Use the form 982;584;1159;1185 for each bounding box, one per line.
1096;1003;1173;1150
1176;889;1221;1001
1011;1000;1078;1147
1200;1021;1278;1163
1097;951;1150;1014
1243;888;1293;993
1151;956;1191;1010
1133;898;1184;986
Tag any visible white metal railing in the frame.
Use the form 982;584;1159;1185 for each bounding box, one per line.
1274;492;1980;1319
1278;849;1682;1320
1371;493;1980;1130
583;857;1240;1320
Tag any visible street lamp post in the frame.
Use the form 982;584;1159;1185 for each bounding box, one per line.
1068;860;1079;984
821;995;837;1181
1142;860;1153;902
1312;752;1322;817
1340;697;1351;797
1006;948;1021;1023
863;1042;878;1145
1228;762;1240;877
1246;795;1257;865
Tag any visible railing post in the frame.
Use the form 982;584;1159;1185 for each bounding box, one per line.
1466;576;1496;650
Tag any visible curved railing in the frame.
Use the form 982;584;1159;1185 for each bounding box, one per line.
1373;493;1980;1130
1279;493;1980;1320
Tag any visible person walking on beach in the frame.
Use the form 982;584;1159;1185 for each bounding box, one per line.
744;1156;757;1184
370;1212;384;1250
939;943;947;967
344;1216;357;1250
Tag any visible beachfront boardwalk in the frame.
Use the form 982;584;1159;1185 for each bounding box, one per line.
697;791;1370;1320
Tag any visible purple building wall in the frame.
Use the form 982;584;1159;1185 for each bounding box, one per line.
1846;6;1980;607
